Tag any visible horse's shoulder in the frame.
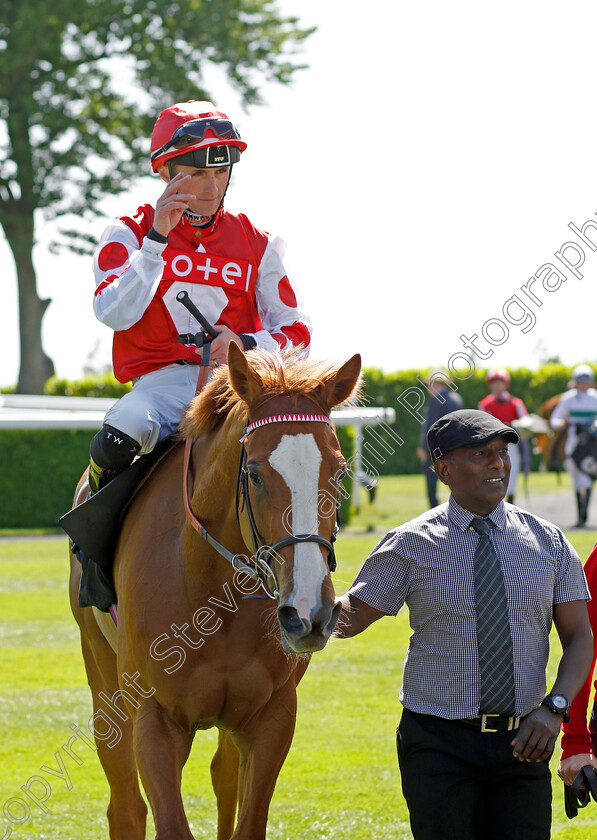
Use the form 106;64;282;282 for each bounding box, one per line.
539;392;564;419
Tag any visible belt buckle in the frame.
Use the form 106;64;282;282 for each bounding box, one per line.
480;714;520;732
480;714;500;732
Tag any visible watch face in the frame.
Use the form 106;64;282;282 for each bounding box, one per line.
550;695;569;711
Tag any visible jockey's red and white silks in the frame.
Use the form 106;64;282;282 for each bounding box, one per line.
93;204;311;382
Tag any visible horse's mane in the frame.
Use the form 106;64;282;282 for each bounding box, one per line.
179;348;361;439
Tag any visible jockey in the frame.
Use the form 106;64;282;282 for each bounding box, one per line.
88;100;311;493
478;367;529;504
551;364;597;527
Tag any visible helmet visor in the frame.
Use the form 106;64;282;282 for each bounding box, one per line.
151;118;242;164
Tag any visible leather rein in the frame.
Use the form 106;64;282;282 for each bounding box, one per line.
182;370;338;600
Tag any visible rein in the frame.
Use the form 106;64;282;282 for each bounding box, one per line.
182;406;338;600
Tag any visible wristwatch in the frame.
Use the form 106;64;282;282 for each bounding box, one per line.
541;693;571;722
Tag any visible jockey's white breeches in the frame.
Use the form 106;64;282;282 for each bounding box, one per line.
102;363;202;455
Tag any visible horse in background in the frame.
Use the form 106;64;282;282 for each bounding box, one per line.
69;344;361;840
536;392;566;474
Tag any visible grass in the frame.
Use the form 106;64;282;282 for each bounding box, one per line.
1;475;596;839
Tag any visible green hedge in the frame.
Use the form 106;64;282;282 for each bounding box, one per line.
0;363;586;528
0;429;91;529
1;374;130;529
45;372;131;398
0;425;355;530
335;425;354;524
359;362;577;477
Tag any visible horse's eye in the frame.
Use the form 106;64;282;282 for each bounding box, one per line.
335;465;347;485
248;471;262;487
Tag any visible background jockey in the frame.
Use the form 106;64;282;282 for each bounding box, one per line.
551;364;597;528
87;100;311;493
478;367;529;504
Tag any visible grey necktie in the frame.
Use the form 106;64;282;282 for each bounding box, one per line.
471;517;516;716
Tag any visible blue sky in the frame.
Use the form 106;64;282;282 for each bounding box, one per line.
3;0;597;387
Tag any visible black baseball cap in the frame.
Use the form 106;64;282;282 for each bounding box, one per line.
427;409;520;461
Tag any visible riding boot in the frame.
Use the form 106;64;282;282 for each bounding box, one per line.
88;423;141;495
581;488;592;525
575;491;584;527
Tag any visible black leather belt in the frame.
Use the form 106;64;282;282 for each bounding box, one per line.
457;713;524;732
176;360;199;366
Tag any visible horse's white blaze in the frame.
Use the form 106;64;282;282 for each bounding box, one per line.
269;433;326;620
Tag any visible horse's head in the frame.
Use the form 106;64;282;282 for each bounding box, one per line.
228;344;362;654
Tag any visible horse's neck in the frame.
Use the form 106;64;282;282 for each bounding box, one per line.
182;417;246;591
191;413;243;506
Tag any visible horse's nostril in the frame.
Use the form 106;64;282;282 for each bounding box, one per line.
278;605;310;637
310;603;333;633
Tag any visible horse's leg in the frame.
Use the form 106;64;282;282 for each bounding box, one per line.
78;626;148;837
71;558;147;839
231;683;298;840
211;730;240;840
131;700;196;840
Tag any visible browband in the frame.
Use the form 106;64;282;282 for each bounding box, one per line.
241;413;331;442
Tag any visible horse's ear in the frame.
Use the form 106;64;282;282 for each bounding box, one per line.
227;342;263;405
321;353;362;410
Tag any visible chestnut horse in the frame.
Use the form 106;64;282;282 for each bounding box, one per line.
537;392;566;473
69;344;361;840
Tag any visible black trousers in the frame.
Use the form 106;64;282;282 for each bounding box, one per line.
397;709;551;840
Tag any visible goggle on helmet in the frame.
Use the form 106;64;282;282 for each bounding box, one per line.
150;101;247;172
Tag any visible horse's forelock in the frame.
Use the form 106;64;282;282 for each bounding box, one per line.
240;349;363;406
179;349;362;439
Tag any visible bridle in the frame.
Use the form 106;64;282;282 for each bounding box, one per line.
175;295;340;600
183;411;339;600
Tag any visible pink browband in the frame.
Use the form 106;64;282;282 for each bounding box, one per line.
241;413;331;441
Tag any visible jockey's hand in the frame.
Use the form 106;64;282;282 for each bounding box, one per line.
153;173;196;237
558;753;597;786
195;326;243;368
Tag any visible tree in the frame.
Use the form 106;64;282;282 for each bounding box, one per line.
0;0;313;393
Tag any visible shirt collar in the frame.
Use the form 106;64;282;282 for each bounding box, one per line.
447;495;507;532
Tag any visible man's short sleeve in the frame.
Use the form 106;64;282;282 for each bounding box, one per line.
554;531;591;604
347;530;409;616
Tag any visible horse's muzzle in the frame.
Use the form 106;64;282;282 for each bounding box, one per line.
277;600;342;653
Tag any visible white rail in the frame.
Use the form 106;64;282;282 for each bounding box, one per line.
0;396;396;510
0;394;117;429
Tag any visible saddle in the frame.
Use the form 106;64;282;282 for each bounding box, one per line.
60;435;178;611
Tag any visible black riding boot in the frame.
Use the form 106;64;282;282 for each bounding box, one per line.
581;488;592;526
88;423;140;495
575;491;585;527
75;424;141;611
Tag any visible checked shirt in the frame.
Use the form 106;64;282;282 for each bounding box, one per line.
348;496;589;720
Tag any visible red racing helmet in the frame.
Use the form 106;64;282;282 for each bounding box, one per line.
486;367;510;386
150;100;247;172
